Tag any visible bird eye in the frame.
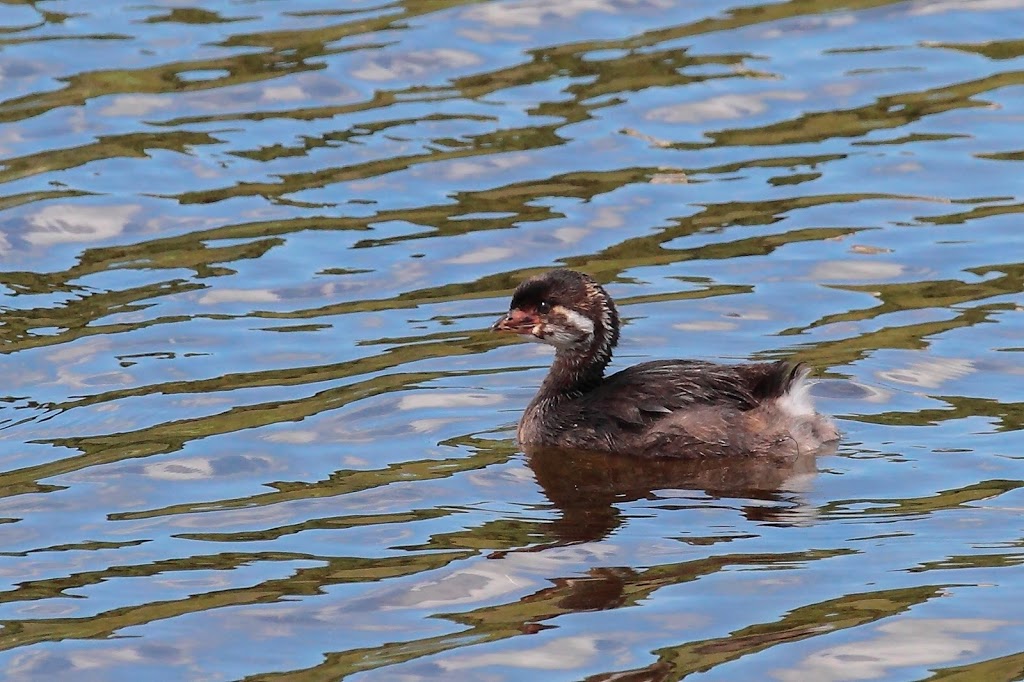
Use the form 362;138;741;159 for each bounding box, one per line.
537;301;550;314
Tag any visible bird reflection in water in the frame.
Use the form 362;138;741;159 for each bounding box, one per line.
474;441;836;670
516;442;831;551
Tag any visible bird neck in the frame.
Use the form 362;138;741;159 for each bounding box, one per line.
538;300;618;400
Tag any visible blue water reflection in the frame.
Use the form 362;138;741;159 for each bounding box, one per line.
0;0;1022;679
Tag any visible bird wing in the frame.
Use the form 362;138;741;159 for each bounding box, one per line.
581;359;796;427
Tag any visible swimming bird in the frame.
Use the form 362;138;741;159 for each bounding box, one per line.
492;269;838;458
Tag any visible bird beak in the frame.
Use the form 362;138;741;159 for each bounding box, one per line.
491;309;538;335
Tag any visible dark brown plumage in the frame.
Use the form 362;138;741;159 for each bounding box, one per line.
492;269;838;458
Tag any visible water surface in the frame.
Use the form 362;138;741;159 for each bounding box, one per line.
1;1;1023;680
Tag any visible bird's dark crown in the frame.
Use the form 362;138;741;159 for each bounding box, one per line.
510;269;597;313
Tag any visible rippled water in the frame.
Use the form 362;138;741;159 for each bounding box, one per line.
1;1;1023;680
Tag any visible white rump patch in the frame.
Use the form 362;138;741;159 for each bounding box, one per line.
777;368;816;417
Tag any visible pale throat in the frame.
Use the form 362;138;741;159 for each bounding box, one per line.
544;303;613;391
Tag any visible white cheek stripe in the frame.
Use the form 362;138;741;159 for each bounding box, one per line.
552;305;595;336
